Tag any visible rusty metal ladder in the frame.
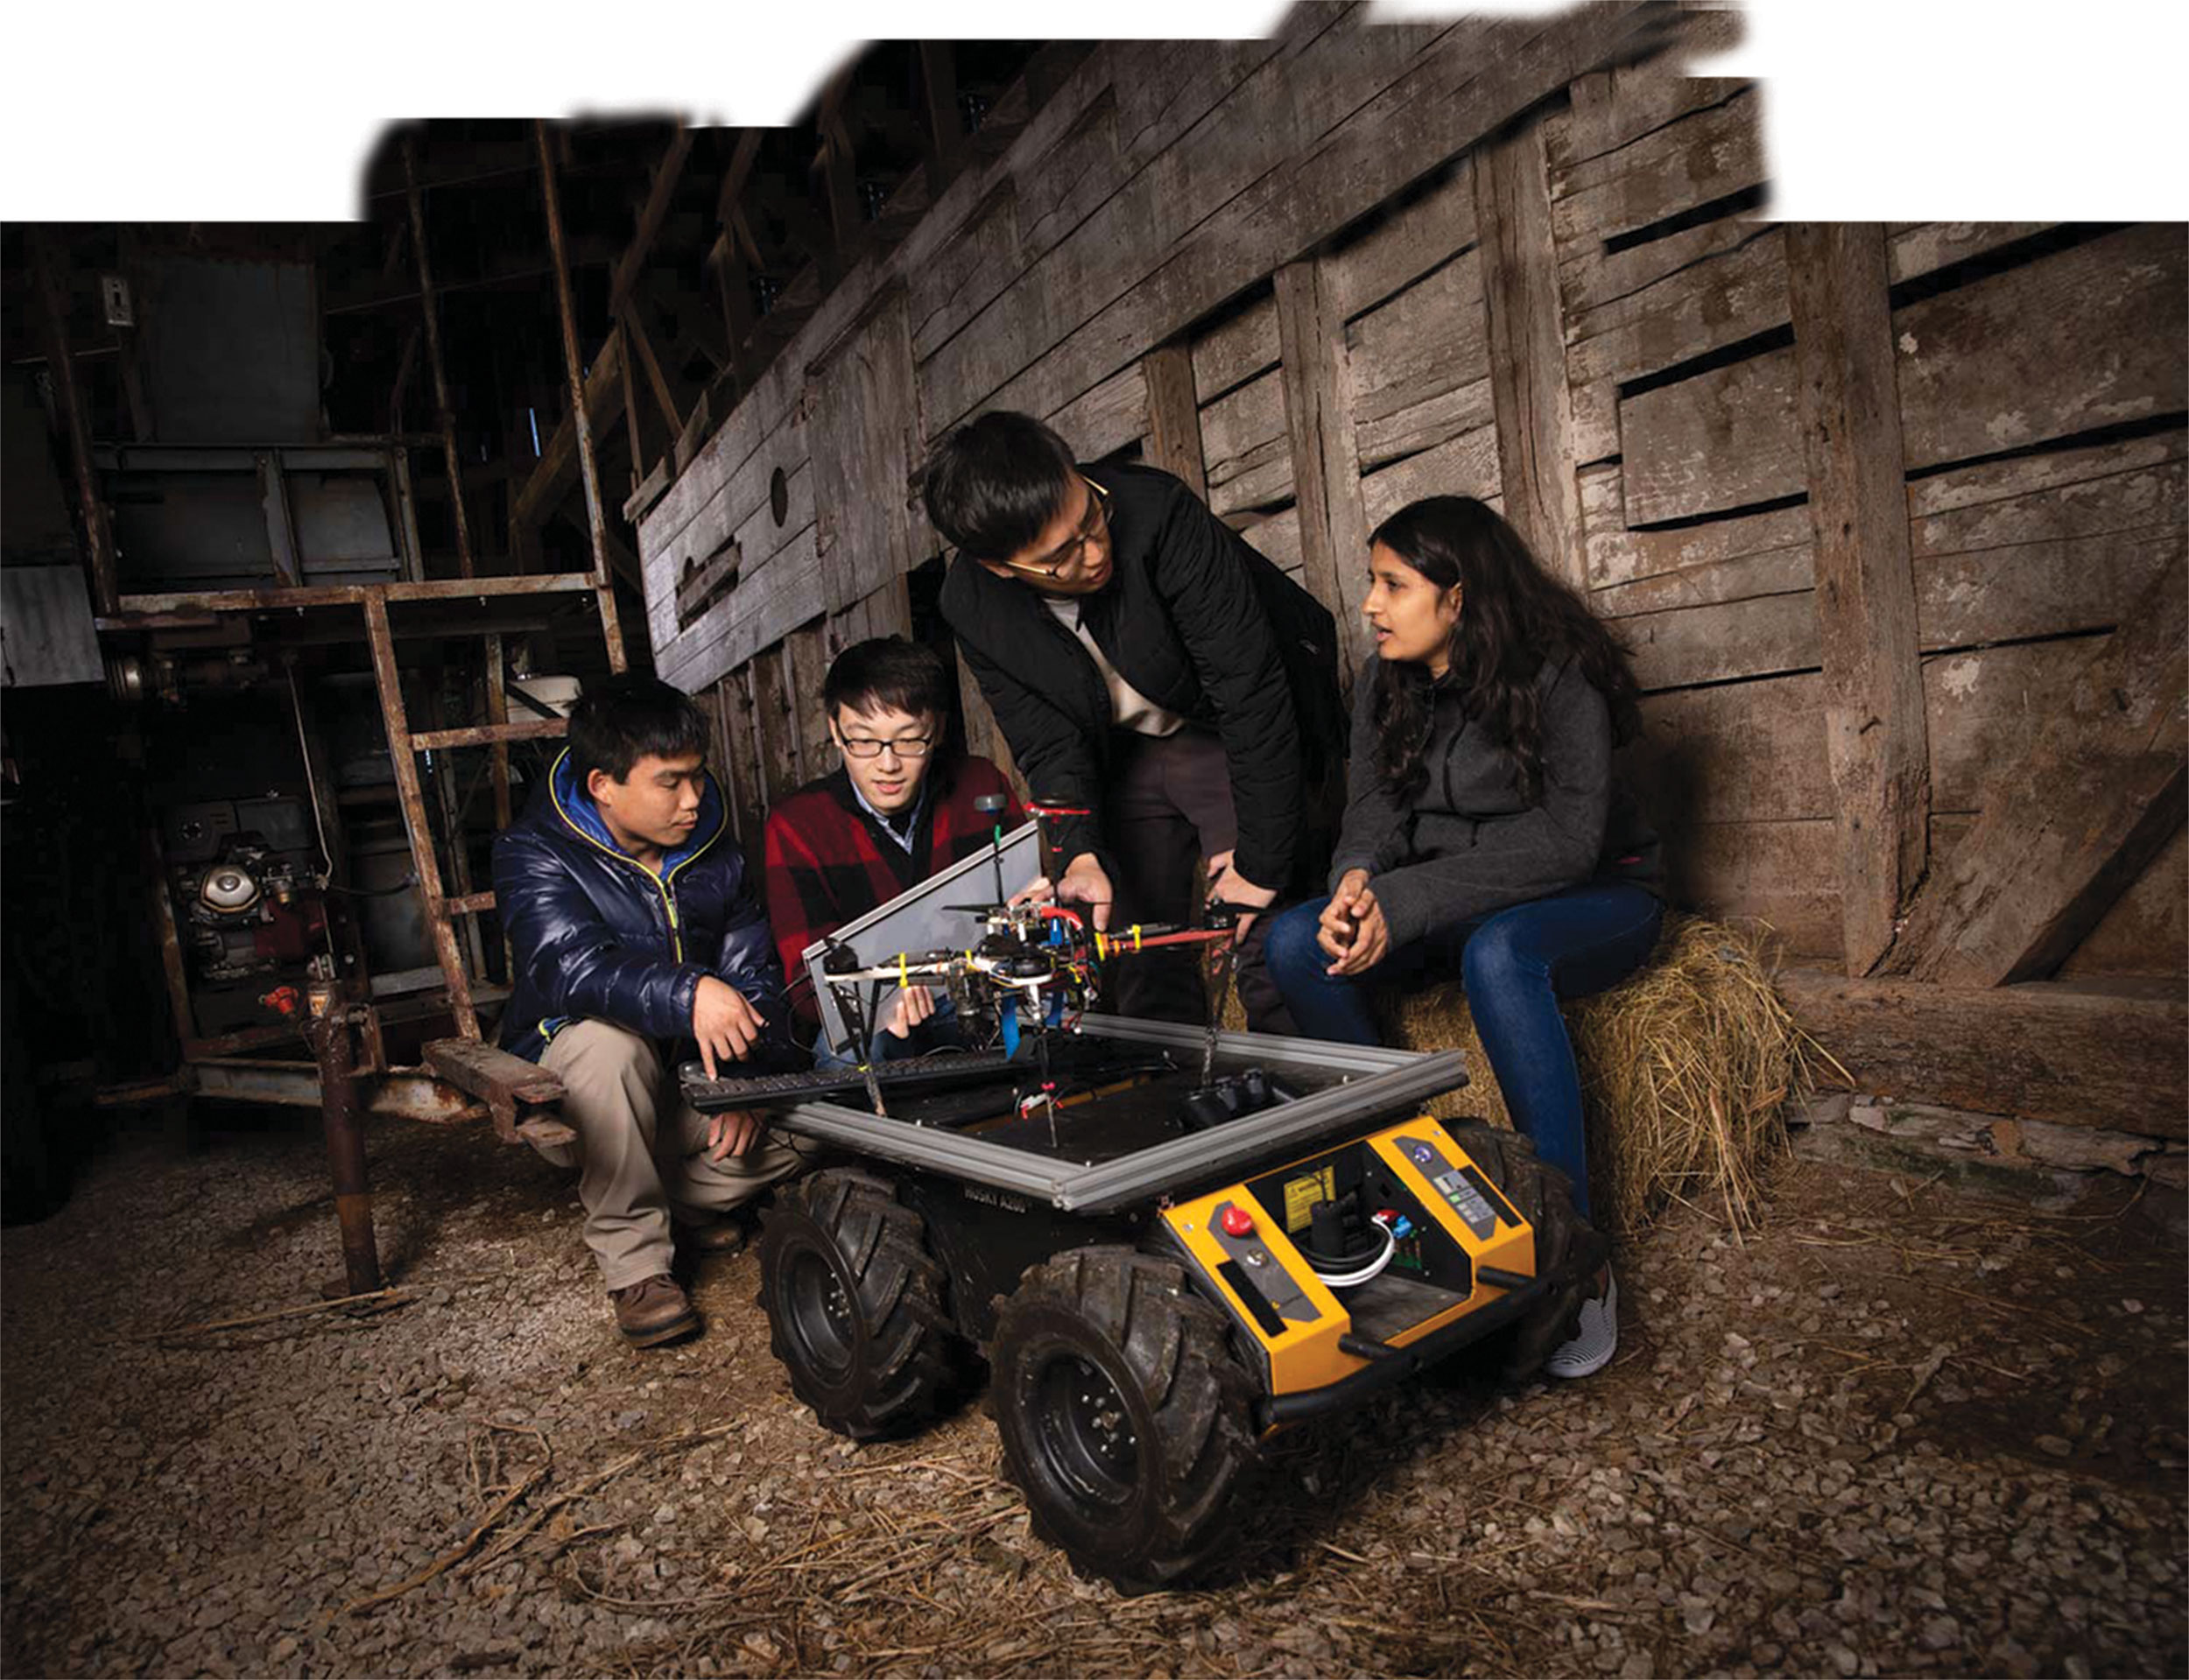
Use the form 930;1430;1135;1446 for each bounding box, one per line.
375;116;634;1144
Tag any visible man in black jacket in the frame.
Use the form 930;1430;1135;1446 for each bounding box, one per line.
923;411;1342;1030
494;675;809;1346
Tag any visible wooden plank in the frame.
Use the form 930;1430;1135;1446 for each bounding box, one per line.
422;1036;564;1107
909;184;1024;363
1619;343;1798;527
1232;504;1305;579
1787;221;1930;977
1894;224;2187;473
1563;228;1789;464
2057;824;2185;980
1590;541;1812;620
937;6;1672;439
923;12;1452;435
1276;258;1373;679
807;290;924;615
1344;249;1492;471
1776;970;2187;1140
1620;589;1820;692
1046;361;1146;466
788;619;834;783
1475;118;1585;591
1668;818;1844;963
1552;84;1763;248
1141;341;1207;501
1191;292;1279;404
1582;460;1814;593
1885;221;2055;285
750;643;803;810
1559;212;1770;320
1923;638;2092;813
1549;5;1745;170
908;35;1285;371
1621;671;1832;826
1915;523;2184;653
1880;554;2187;987
1324;157;1477;324
1359;425;1501;531
1200;368;1292;515
1904;429;2184;523
658;523;824;693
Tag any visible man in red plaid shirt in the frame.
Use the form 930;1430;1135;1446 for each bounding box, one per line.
763;636;1023;1056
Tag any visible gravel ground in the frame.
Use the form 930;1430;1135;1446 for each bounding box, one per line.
3;1101;2183;1678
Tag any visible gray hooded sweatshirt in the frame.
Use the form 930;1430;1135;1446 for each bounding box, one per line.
1328;655;1664;948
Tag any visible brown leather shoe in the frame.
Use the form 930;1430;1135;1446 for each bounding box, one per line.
609;1274;700;1347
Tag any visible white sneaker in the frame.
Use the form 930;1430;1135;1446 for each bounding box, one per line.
1546;1271;1618;1379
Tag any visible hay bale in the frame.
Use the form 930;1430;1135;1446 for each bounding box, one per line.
1566;916;1822;1235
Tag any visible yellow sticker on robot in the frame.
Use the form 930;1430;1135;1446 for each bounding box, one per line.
1282;1167;1334;1232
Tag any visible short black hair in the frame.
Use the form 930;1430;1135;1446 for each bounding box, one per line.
823;636;952;723
568;673;707;785
919;410;1079;561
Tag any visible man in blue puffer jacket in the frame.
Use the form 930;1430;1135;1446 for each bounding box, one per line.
494;674;812;1346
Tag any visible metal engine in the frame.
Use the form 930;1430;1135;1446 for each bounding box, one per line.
162;798;329;1030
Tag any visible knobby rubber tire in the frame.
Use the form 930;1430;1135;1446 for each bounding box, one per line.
757;1168;967;1439
1444;1121;1607;1382
989;1246;1259;1594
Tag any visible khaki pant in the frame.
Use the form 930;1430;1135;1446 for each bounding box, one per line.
537;1020;814;1290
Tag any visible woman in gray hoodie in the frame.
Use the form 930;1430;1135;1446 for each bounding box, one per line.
1263;495;1665;1378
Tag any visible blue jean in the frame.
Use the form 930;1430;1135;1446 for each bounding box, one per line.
1263;882;1664;1220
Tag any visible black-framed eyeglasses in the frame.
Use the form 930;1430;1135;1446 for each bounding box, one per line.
838;735;933;761
1029;476;1111;576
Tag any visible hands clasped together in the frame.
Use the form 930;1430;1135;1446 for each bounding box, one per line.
1318;868;1390;976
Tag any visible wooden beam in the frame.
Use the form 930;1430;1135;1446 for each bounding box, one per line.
1474;117;1584;591
404;137;477;577
1141;341;1207;503
1274;258;1370;681
1785;221;1931;976
609;123;693;320
28;229;120;615
623;306;686;436
510;327;626;531
1877;553;2187;987
919;42;965;186
1777;969;2186;1141
713;130;764;234
537;121;629;674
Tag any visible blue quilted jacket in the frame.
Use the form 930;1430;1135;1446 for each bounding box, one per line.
492;749;788;1063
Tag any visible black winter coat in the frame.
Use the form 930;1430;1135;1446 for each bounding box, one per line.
940;462;1343;892
492;749;788;1063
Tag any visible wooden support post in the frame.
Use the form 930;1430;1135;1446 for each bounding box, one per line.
535;121;628;674
1878;555;2187;988
28;228;120;615
919;43;965;187
1141;341;1208;503
1274;258;1371;680
1785;221;1931;976
404;137;477;577
1475;118;1585;592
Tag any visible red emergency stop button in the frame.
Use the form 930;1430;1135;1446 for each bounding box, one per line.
1219;1205;1256;1237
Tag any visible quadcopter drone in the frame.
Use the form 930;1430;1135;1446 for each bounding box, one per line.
813;794;1241;1114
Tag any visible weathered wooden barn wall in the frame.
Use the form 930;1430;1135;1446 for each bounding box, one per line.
637;2;2187;1129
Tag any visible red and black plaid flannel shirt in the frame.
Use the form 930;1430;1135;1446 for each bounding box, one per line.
763;755;1023;1031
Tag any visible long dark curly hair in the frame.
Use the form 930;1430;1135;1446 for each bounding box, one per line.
1369;496;1641;804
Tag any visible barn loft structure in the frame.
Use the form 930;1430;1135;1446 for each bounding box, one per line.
3;1;2184;1230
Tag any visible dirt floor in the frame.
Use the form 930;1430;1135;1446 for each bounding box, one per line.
3;1101;2184;1679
